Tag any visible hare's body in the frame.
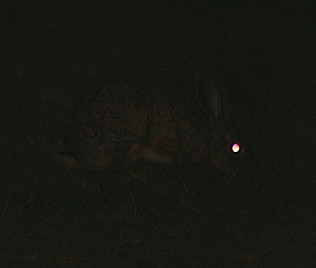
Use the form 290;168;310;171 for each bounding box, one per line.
67;85;209;169
66;70;247;175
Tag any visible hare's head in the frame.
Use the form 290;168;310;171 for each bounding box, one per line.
195;68;247;176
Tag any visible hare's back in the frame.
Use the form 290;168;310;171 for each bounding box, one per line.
66;86;148;159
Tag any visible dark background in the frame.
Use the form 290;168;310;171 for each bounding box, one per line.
1;1;315;266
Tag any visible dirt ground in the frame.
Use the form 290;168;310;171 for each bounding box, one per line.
1;2;315;267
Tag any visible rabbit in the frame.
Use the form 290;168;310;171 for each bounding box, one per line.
64;68;247;176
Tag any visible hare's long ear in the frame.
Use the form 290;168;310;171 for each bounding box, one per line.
195;68;229;121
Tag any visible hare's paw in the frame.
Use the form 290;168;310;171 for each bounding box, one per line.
128;142;172;165
54;153;80;169
88;155;112;169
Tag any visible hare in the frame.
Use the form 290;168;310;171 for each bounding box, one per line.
64;69;247;175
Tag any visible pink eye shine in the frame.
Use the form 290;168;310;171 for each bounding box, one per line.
231;143;240;153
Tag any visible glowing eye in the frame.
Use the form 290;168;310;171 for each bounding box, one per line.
231;143;240;153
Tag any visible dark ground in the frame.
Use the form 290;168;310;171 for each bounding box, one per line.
1;1;315;267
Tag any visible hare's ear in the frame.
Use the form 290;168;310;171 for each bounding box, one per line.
195;68;229;121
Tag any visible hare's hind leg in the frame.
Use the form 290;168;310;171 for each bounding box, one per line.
128;142;172;164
